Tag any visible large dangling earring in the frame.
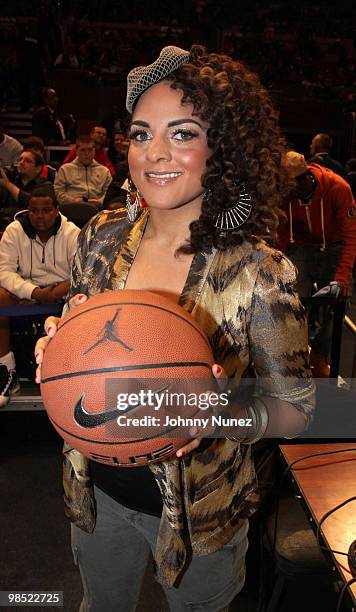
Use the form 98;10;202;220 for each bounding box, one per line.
126;180;141;223
212;184;253;231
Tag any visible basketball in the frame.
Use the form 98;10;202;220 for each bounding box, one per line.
40;290;214;466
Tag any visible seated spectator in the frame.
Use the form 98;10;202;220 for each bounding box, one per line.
278;151;356;377
54;135;112;206
62;125;115;176
309;133;346;179
107;131;129;182
22;136;57;182
0;122;22;169
0;150;50;209
32;88;75;145
0;185;79;406
345;158;356;197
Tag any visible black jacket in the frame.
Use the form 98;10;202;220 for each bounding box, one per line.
32;106;66;145
0;173;51;209
309;152;346;180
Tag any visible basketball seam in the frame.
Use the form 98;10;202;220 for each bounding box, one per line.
58;301;210;349
41;361;212;384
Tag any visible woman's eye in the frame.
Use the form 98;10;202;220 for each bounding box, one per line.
129;131;150;142
172;130;197;141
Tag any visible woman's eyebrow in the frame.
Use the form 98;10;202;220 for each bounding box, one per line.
167;119;205;129
130;120;149;127
130;119;205;129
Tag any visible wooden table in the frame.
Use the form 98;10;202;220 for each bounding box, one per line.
280;443;356;605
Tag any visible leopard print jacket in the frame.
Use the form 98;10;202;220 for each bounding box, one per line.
62;208;315;587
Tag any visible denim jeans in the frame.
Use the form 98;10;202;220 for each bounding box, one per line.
71;486;249;612
286;243;341;356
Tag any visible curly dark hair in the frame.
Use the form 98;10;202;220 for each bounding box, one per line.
161;45;289;254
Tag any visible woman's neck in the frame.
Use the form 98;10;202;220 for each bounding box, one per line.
144;201;202;249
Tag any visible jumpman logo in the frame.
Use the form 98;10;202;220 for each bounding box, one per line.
84;308;133;354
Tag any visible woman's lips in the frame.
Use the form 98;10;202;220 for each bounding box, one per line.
145;171;182;185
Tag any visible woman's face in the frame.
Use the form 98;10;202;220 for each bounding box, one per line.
128;80;211;212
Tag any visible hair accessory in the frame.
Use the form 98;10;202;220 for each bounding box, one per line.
213;185;253;230
126;45;190;113
126;181;141;223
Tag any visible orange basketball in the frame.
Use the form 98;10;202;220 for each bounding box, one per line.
40;290;214;466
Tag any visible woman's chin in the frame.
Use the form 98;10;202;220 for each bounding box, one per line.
141;197;180;211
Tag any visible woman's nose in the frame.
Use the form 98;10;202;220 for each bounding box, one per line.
146;135;171;162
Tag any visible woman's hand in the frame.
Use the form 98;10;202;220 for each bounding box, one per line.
34;293;88;383
175;363;227;458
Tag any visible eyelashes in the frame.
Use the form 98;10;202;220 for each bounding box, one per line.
129;128;199;143
129;130;149;142
171;129;199;141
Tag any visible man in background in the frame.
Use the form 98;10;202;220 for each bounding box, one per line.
0;185;79;406
32;88;75;145
0;150;49;209
62;125;115;176
54;135;112;206
22;136;57;183
309;133;346;179
278;151;356;376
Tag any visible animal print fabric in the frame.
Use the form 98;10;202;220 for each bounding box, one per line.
62;208;314;587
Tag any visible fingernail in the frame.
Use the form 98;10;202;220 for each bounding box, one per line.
176;450;182;457
215;365;222;374
77;294;86;302
47;326;53;335
190;427;198;436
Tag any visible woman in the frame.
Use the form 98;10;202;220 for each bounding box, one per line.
36;45;314;612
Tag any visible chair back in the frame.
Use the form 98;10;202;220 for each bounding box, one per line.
60;202;99;228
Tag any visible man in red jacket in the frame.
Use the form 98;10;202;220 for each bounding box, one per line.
278;151;356;376
62;126;115;176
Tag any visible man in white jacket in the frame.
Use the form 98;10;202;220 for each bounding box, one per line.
54;135;112;206
0;184;79;406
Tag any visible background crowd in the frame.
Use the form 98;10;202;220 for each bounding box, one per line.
0;0;355;114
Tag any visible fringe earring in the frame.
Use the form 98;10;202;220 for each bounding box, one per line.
126;181;141;223
213;184;253;231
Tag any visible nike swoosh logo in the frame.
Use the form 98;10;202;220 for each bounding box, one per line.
74;385;170;428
